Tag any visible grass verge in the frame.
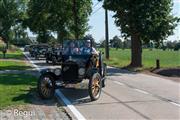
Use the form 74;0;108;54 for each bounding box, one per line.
0;60;32;70
0;74;37;109
99;48;180;69
0;50;24;60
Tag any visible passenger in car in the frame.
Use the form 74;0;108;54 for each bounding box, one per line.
80;40;98;55
63;41;79;55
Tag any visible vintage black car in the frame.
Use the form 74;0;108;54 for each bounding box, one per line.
38;40;107;101
46;47;62;65
30;44;49;59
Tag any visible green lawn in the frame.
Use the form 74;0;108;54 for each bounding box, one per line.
0;60;32;70
0;50;24;59
0;50;32;70
99;48;180;69
0;74;37;109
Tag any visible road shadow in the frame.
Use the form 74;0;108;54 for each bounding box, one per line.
12;88;58;107
152;68;180;77
7;77;91;107
107;67;136;76
0;73;57;108
60;87;91;105
34;62;50;66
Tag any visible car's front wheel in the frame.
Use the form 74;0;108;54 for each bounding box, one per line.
38;74;55;99
88;73;102;101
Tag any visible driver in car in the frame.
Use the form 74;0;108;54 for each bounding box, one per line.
80;40;98;55
63;41;79;55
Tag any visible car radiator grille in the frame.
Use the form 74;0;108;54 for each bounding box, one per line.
62;63;79;81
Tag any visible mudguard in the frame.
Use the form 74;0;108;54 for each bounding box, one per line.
40;68;60;80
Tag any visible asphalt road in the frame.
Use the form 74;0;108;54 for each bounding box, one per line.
25;52;180;120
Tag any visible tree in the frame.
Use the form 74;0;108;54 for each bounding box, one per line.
110;35;122;49
99;39;106;48
25;0;92;43
0;0;29;48
0;0;18;47
103;0;179;67
71;0;92;39
174;41;180;51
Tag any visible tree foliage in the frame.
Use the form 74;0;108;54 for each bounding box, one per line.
103;0;179;67
83;34;96;46
25;0;92;42
104;0;179;43
0;0;29;47
110;36;122;49
0;0;18;42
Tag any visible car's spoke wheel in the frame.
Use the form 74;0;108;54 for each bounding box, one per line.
89;73;102;101
38;74;55;99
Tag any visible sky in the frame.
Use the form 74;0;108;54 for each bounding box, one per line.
87;0;180;42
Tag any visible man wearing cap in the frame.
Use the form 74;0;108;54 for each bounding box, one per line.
80;40;98;55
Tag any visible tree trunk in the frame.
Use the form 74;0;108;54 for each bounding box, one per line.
130;33;142;67
57;31;63;44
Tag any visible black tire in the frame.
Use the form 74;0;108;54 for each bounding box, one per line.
88;73;102;101
102;63;107;77
102;63;107;88
38;74;55;99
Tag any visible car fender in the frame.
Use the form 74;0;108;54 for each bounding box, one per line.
86;68;98;79
40;69;60;80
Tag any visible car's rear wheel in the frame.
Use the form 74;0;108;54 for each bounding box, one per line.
38;74;55;99
102;63;107;87
88;73;102;101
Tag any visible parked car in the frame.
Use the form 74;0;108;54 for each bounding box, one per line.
30;44;49;59
38;40;107;101
24;45;30;52
46;47;62;65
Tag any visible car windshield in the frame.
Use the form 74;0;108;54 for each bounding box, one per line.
62;40;92;55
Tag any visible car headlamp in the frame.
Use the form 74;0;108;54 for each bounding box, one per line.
54;68;61;76
78;68;85;76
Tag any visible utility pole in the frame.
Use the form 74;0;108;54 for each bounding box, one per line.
105;8;109;59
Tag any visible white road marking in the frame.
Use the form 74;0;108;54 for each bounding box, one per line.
56;90;86;120
24;52;86;120
169;102;180;107
113;81;125;86
113;80;180;107
133;89;149;95
23;52;40;71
